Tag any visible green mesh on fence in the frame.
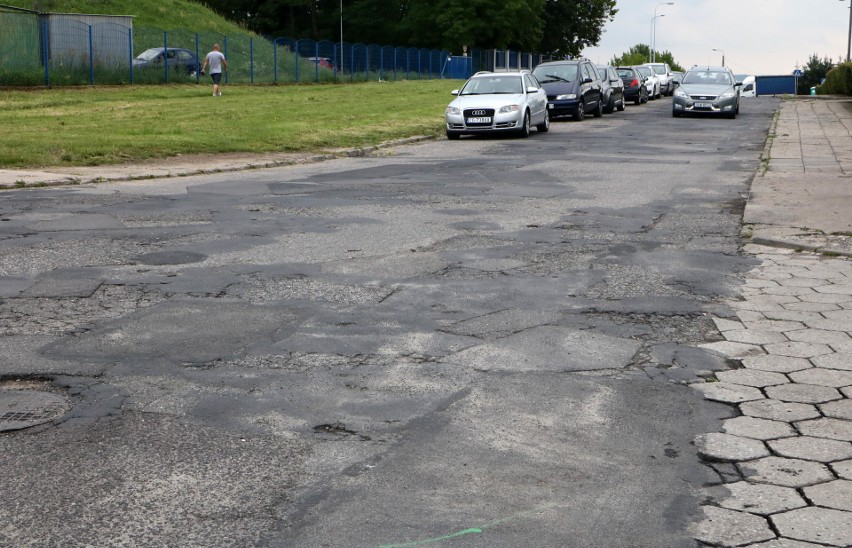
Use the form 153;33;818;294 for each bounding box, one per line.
1;19;529;86
0;11;42;85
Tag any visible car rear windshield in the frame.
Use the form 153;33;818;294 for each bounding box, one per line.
532;65;579;84
137;49;162;61
682;71;732;85
635;66;651;77
461;76;523;95
651;65;667;75
617;69;635;78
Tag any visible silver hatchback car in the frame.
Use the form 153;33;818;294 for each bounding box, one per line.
672;66;742;119
445;71;550;139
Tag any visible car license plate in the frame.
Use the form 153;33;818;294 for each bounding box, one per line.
466;117;491;124
694;102;711;108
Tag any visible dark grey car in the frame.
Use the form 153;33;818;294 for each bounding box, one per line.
672;66;742;119
596;65;625;114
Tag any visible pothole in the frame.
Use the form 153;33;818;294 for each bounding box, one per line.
0;380;71;432
131;251;207;265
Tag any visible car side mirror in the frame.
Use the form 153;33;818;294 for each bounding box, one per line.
451;89;459;96
583;77;593;84
734;82;743;87
526;86;539;93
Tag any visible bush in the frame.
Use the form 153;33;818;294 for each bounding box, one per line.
817;62;852;95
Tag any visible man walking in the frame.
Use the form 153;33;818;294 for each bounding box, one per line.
201;43;227;96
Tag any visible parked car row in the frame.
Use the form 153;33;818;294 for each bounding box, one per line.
445;59;673;139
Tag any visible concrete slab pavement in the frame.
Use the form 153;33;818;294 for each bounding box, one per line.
692;97;852;548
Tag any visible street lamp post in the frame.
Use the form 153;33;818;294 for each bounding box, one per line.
651;2;674;63
843;0;852;62
713;48;725;67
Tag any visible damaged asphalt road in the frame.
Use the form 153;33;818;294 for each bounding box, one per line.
0;97;780;547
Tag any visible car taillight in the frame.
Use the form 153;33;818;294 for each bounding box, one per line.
629;79;639;87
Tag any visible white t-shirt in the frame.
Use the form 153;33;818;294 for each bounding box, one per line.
206;51;225;74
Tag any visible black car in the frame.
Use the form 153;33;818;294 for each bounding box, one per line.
531;59;604;121
597;65;625;113
133;47;199;75
616;66;648;105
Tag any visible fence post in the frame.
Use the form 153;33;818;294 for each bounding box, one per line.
88;25;94;85
315;42;320;82
224;37;228;84
365;47;369;81
250;38;254;83
163;31;169;83
129;27;134;84
42;20;50;87
294;41;299;83
195;34;200;83
380;48;384;81
273;40;278;83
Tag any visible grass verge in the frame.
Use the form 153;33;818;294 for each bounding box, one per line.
0;80;462;167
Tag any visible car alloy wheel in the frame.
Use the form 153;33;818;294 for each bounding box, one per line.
518;110;531;137
536;109;550;133
573;102;585;121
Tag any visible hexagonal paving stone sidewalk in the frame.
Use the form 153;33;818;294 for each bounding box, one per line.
690;245;852;547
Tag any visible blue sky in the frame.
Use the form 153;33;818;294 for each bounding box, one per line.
581;0;852;75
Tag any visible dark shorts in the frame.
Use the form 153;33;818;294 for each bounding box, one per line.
211;73;222;84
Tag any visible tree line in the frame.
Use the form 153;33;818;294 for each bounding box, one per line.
203;0;617;56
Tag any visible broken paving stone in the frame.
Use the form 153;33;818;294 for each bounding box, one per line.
693;382;765;404
796;417;852;442
803;479;852;512
767;436;852;463
811;352;852;371
691;506;775;547
771;506;852;546
716;369;790;388
722;416;796;441
738;456;834;488
764;383;843;404
788;367;852;388
740;355;812;373
707;481;807;516
695;432;770;462
820;399;852;420
739;399;820;423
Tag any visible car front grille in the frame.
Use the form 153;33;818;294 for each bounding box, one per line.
689;95;718;100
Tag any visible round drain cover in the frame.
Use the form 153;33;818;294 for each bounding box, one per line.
0;389;71;432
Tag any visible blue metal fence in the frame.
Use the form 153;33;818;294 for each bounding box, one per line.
0;7;553;86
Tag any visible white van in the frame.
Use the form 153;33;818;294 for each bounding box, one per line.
739;75;756;97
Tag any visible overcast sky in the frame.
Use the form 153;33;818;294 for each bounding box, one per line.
581;0;852;75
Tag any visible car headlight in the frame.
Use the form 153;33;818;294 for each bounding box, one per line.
446;106;461;115
499;104;521;113
719;91;736;99
555;94;577;100
674;89;687;98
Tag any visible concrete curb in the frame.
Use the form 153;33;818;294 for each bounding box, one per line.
0;135;436;190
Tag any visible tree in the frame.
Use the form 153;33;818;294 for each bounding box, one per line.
609;44;650;67
798;53;834;94
609;44;684;71
540;0;617;57
402;0;545;52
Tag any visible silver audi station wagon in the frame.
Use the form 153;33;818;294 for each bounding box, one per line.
445;70;550;139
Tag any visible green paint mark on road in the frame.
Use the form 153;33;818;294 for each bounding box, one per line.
379;503;559;547
379;528;483;547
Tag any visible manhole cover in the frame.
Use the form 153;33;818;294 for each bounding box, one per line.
0;389;71;432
